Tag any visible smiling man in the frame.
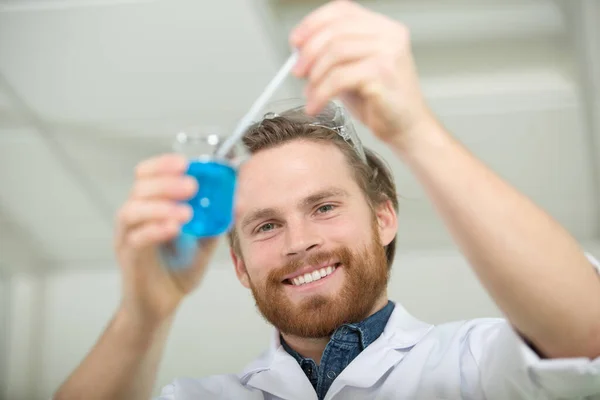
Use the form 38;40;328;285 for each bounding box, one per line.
230;110;396;367
54;2;600;400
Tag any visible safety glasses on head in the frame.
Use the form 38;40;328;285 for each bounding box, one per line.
254;98;367;163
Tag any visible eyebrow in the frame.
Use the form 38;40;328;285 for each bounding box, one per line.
240;187;350;231
299;187;349;209
240;207;283;231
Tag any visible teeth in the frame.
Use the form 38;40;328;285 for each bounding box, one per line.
290;265;337;287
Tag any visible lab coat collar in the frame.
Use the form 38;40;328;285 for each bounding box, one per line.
381;301;434;349
239;302;433;400
239;330;317;400
323;302;433;398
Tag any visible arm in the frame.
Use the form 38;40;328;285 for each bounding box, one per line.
291;0;600;360
391;113;600;359
54;308;172;400
54;154;218;399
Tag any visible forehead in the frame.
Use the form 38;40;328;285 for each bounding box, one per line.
235;140;359;215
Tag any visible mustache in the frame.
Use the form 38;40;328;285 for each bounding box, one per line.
267;247;354;283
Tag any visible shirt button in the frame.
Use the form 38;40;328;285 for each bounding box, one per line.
327;371;337;379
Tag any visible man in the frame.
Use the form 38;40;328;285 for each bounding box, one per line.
55;1;600;399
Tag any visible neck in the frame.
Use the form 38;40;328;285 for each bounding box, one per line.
280;294;389;364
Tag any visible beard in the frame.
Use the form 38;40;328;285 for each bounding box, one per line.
247;222;389;338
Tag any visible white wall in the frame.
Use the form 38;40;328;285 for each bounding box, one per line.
0;276;7;400
4;274;42;400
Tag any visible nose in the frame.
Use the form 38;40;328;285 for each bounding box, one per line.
283;219;324;258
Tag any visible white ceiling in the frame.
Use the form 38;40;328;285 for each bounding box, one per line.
0;0;599;273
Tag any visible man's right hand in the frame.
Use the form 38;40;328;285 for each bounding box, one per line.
114;153;219;325
54;153;218;400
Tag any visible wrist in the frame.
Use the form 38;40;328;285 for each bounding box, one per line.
114;304;174;348
385;111;448;160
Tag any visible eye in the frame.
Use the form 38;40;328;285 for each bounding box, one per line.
316;204;335;214
257;222;277;233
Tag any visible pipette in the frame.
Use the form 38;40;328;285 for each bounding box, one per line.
215;51;299;158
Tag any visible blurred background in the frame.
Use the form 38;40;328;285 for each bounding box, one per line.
0;0;599;398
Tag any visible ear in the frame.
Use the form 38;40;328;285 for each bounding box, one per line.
230;247;251;289
375;199;398;246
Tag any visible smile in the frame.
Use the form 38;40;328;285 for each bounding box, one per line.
285;263;341;286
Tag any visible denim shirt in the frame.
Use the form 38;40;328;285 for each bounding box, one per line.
280;301;395;400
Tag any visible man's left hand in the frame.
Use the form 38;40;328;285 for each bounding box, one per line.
291;0;431;147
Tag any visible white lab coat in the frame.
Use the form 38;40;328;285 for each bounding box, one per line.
157;255;600;400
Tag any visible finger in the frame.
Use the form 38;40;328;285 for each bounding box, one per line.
290;0;357;48
130;176;198;200
306;60;373;115
118;200;192;228
294;22;375;77
127;220;180;250
135;153;188;179
307;38;378;88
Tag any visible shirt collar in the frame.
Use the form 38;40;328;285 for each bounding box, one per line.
344;300;395;348
281;300;395;362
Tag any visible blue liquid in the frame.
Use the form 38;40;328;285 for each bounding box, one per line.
182;159;237;237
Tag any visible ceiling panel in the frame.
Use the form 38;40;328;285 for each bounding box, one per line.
0;0;156;9
268;0;565;47
50;127;170;211
0;0;294;126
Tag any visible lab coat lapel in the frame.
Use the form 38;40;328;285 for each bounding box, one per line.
240;331;317;400
324;303;434;399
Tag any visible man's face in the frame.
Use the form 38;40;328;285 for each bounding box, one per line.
232;140;396;338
